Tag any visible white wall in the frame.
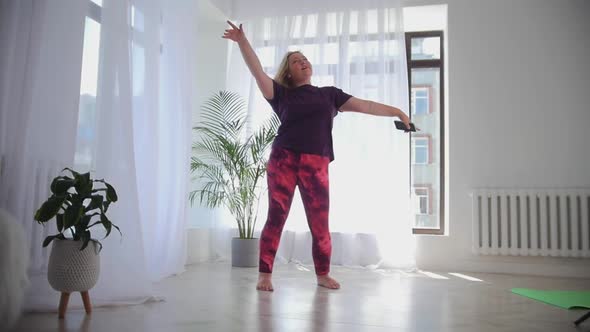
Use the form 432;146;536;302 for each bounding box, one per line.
192;0;229;115
208;0;233;18
410;0;590;277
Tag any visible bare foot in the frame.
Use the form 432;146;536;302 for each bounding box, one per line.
256;272;274;291
317;274;340;289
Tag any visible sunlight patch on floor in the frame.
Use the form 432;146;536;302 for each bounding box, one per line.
418;270;449;279
295;264;311;272
449;272;484;282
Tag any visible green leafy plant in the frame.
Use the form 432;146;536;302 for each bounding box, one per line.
34;168;121;251
190;90;279;239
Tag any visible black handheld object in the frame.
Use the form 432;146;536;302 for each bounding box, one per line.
394;120;416;132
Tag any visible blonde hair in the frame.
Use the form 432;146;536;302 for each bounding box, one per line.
274;51;303;88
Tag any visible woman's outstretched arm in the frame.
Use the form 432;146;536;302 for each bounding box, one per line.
222;21;273;99
341;97;412;130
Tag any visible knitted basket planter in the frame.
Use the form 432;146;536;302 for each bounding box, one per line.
47;239;100;293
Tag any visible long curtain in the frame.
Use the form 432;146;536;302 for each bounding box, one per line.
0;0;97;311
116;0;195;283
221;0;415;269
84;0;196;283
0;0;195;311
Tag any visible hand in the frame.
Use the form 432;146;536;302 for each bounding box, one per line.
222;21;245;43
399;113;412;131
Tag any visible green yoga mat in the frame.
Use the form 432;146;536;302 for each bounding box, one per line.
511;288;590;309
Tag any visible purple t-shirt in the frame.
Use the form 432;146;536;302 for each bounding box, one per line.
265;80;352;161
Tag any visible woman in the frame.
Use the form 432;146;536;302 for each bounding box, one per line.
223;21;411;291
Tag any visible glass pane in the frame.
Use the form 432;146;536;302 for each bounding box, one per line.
349;11;358;35
415;188;427;195
347;40;401;62
348;41;379;63
75;17;102;171
410;67;441;229
131;6;145;32
414;146;427;164
411;36;440;60
257;46;275;68
385;8;402;33
322;43;339;64
412;187;429;215
326;12;340;36
90;0;102;6
384;40;401;57
304;14;318;38
132;42;145;96
415;98;428;115
419;197;428;214
291;16;302;38
349;74;379;100
366;10;378;34
415;139;427;148
312;75;334;87
263;18;272;40
290;44;318;64
348;10;379;36
412;138;428;165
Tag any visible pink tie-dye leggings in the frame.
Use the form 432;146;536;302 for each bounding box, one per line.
259;147;331;275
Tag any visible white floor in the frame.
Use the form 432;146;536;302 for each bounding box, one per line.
11;262;590;332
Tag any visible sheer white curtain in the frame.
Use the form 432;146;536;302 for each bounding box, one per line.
78;0;195;290
0;0;95;311
223;0;415;269
147;0;196;280
0;0;195;311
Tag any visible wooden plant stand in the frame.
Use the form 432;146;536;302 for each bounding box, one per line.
58;291;92;319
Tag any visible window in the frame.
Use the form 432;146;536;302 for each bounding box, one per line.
74;2;157;171
412;136;429;165
411;86;432;116
258;10;401;79
413;186;431;215
406;30;445;235
74;2;102;171
252;9;403;129
410;36;441;60
413;185;435;229
250;11;446;235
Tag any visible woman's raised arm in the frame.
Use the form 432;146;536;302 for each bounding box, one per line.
223;21;273;99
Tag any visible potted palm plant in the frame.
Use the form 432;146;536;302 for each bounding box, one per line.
190;90;278;267
34;168;120;318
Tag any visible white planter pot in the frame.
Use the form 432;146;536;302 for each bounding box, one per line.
231;238;259;267
47;239;100;293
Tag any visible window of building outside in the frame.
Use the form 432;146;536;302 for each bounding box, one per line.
413;186;430;215
412;87;431;115
412;136;429;165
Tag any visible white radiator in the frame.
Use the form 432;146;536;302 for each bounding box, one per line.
471;188;590;258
